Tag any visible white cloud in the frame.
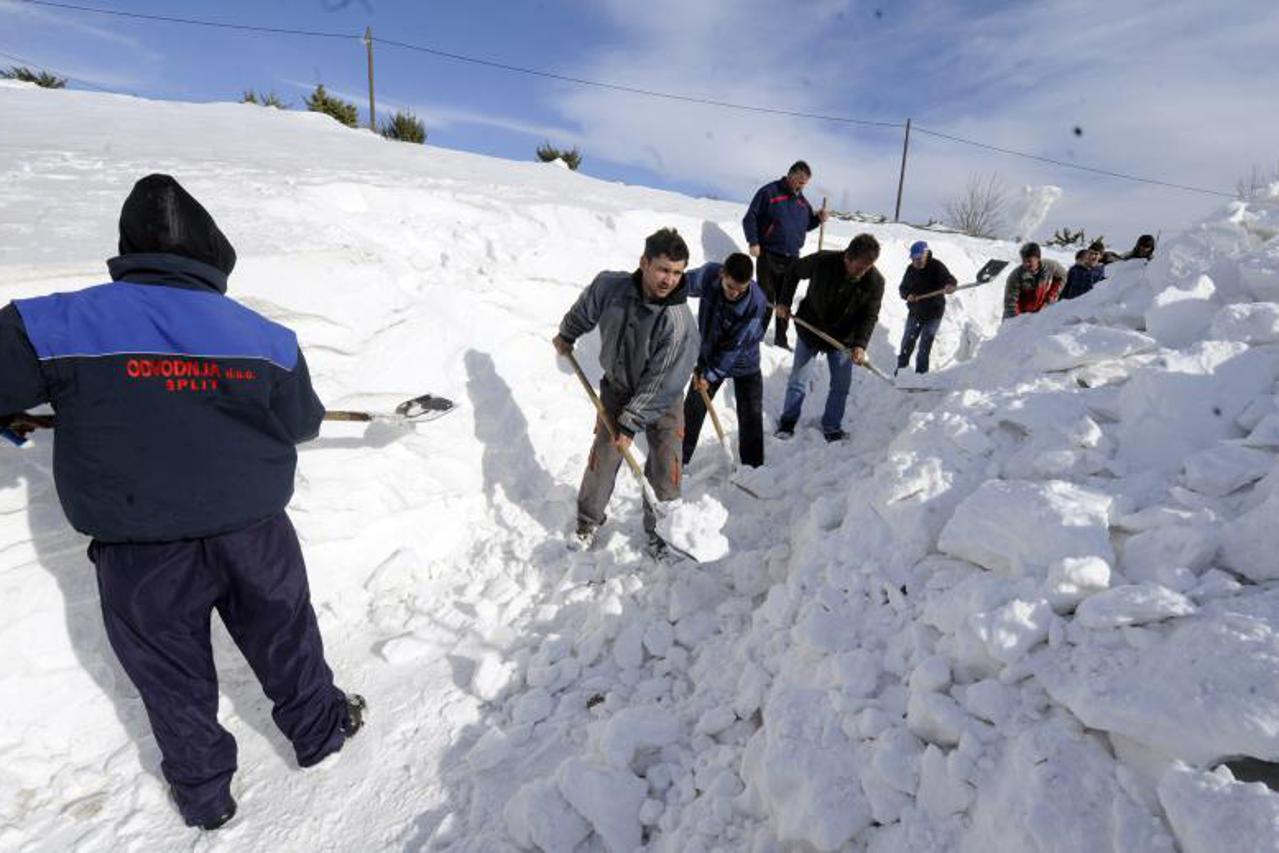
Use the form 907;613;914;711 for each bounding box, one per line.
0;0;150;53
548;0;1279;240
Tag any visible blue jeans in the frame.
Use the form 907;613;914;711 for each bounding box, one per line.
779;334;853;434
898;314;942;373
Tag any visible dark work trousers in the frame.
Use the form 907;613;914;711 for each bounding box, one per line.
756;251;796;346
90;511;348;827
577;377;684;535
898;314;943;374
681;371;764;468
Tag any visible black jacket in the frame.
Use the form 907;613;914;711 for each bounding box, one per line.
780;250;885;352
0;175;324;542
898;255;956;322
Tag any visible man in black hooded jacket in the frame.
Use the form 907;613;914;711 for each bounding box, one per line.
0;174;363;830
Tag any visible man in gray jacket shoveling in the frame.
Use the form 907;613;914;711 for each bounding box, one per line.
553;228;699;559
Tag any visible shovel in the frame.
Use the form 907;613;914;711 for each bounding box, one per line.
562;349;721;563
697;384;762;499
2;394;456;446
785;313;894;385
908;258;1010;301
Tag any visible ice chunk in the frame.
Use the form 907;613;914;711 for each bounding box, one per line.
937;479;1114;577
656;493;730;562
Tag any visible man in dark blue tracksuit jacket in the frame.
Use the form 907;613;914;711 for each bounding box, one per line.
742;160;827;349
0;174;363;830
681;253;769;468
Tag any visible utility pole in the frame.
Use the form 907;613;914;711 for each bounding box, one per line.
894;117;912;223
365;26;373;131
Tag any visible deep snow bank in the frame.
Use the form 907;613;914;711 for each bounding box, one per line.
2;79;1278;852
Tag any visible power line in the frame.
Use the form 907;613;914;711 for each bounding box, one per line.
15;0;903;129
374;36;903;129
0;47;116;92
17;0;354;40
15;0;1238;199
913;125;1235;198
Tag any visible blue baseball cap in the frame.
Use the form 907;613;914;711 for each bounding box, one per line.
909;240;929;258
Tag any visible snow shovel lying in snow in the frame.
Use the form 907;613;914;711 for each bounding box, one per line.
561;350;729;563
2;394;455;446
697;384;762;499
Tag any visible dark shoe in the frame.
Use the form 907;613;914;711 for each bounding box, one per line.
823;429;848;443
569;522;597;551
774;425;794;440
201;799;237;831
342;693;367;738
174;789;236;831
646;533;679;563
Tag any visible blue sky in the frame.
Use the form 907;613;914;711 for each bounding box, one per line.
3;0;1278;243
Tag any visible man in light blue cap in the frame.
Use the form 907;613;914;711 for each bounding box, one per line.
896;240;956;374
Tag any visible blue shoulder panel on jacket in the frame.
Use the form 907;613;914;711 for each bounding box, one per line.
14;282;298;369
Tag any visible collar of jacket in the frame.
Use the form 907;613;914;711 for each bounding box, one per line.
107;253;229;294
631;269;689;306
774;177;804;200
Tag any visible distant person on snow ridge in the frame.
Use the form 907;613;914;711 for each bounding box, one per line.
1061;246;1106;300
1123;234;1156;261
774;233;884;443
553;227;699;559
0;174;364;831
742;160;829;350
1002;241;1066;319
896;240;956;375
1090;239;1123;266
680;252;770;469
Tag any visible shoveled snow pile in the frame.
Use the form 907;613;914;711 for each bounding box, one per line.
2;79;1279;852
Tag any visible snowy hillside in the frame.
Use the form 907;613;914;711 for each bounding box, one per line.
2;79;1279;852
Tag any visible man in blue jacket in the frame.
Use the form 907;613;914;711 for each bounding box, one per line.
681;252;769;468
742;161;828;349
1061;247;1106;300
0;175;363;831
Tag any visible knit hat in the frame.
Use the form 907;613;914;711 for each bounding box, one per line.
909;240;929;259
118;174;236;275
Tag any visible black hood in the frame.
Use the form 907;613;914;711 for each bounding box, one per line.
118;174;236;276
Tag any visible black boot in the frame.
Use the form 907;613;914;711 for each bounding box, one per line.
342;693;367;738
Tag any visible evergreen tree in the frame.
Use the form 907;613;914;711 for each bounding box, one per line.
1;66;67;88
380;110;426;143
305;84;359;128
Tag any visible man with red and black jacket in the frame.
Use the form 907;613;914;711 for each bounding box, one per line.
0;174;363;831
1002;241;1066;320
742;160;828;349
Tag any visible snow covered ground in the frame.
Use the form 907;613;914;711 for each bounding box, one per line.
2;79;1279;851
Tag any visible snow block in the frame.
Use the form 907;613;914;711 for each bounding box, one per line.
1158;763;1279;853
1183;443;1273;496
1034;596;1279;763
1025;324;1156;372
1144;276;1217;349
556;759;645;853
1221;490;1279;581
1209;302;1279;345
937;479;1114;577
1074;584;1197;629
742;687;872;850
